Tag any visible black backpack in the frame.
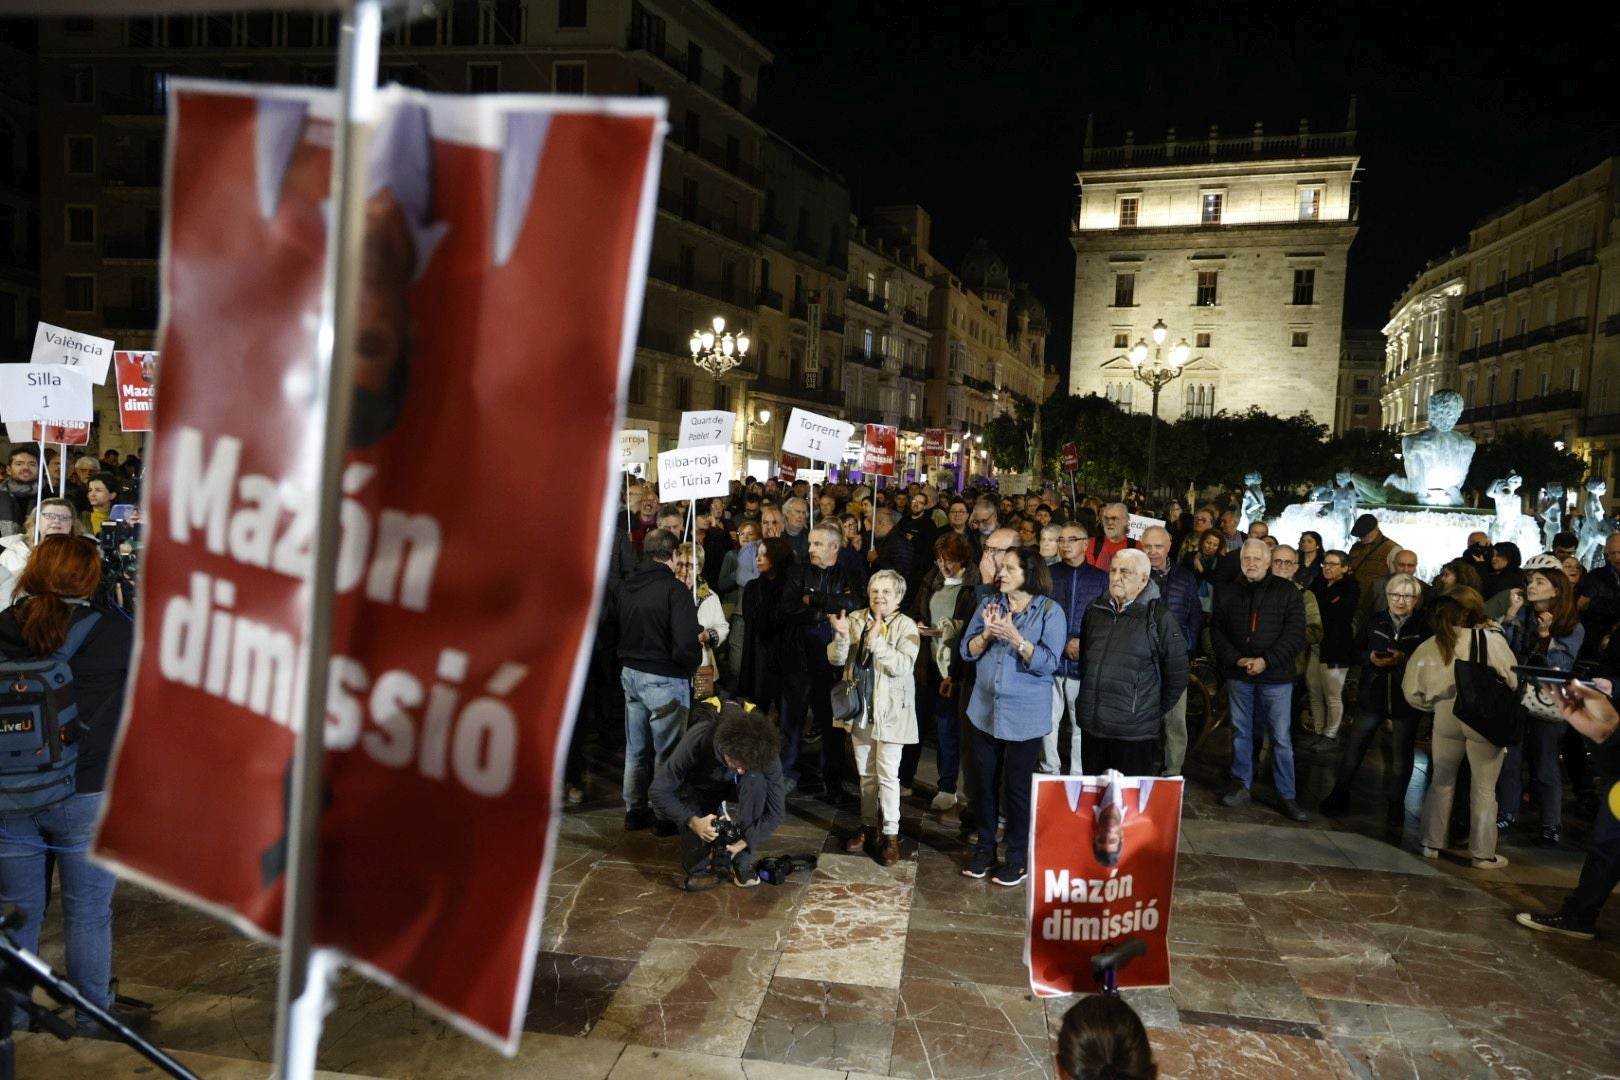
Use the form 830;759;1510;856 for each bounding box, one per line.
0;609;102;812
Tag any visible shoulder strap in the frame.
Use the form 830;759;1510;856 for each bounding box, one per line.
50;609;102;665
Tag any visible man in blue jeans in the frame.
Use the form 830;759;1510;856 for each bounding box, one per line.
616;527;703;835
1211;539;1309;822
1517;680;1620;939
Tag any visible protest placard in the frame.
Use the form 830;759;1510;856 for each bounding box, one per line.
1027;773;1180;995
32;420;91;445
861;423;897;477
781;407;853;462
1127;514;1166;540
619;428;651;469
656;444;732;500
115;350;159;432
94;81;664;1053
31;321;115;384
923;428;946;456
677;409;735;449
1061;442;1081;473
778;453;800;482
0;362;93;423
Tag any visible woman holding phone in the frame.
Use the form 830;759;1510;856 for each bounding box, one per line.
1498;553;1584;846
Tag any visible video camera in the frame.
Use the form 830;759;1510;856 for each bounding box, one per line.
97;513;140;613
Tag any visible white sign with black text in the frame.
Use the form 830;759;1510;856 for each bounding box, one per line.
677;410;736;449
619;428;651;468
1127;514;1167;541
31;321;115;385
657;445;733;499
781;407;854;462
0;363;94;423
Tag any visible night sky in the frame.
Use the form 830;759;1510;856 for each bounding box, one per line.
723;1;1620;382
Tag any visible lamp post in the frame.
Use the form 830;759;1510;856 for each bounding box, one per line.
1127;318;1191;495
689;314;749;378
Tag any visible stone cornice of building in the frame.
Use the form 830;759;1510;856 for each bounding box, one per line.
1383;275;1466;335
849;238;932;288
1076;152;1359;185
1464;167;1616;258
1072;220;1358;248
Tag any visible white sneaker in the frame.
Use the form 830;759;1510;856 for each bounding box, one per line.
1420;846;1439;859
1471;854;1509;870
931;791;958;812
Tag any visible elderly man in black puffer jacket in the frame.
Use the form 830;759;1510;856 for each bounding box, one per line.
1212;539;1308;821
1077;549;1189;776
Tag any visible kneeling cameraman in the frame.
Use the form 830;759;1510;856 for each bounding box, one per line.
650;701;785;889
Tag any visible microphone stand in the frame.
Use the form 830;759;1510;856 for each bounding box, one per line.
0;905;198;1080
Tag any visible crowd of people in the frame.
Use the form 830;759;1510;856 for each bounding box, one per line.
575;472;1618;950
0;443;142;1039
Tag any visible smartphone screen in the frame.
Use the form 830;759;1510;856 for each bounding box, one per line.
110;503;136;523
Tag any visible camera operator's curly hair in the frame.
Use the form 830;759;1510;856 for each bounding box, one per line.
713;708;782;773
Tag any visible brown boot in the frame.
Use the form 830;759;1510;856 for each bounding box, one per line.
843;826;873;853
877;833;901;866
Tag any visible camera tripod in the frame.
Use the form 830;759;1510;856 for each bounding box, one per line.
0;905;198;1080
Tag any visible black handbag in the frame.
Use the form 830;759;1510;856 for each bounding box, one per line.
830;619;878;728
1452;627;1525;749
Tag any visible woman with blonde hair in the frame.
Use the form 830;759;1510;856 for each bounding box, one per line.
675;542;727;697
0;497;87;608
1405;586;1518;868
828;568;921;866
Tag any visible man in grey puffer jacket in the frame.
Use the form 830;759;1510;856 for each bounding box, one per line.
1077;549;1189;776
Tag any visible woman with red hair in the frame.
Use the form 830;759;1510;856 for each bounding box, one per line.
0;535;136;1037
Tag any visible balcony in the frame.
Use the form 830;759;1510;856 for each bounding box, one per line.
1584;413;1620;437
647;256;747;309
626;27;759;117
846;285;887;313
847;406;884;426
963;375;995;392
656;187;756;247
901;365;927;381
1602;314;1620;337
1528;325;1556;347
845;347;884;370
1554;316;1590;340
1532;259;1559;284
821;311;845;334
1457;347;1479;366
101;89;165;118
1481;281;1507;303
664;120;762;189
104;163;164;189
752;372;844;406
1462;290;1484;310
901;307;925;328
1503;272;1530;294
103;235;161;261
1559;247;1596;271
102;306;159;330
1497;333;1525;356
789;297;808;322
1459;390;1582;425
756;286;783;311
636;325;689;358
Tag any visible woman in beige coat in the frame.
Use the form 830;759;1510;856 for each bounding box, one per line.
829;568;921;866
1403;586;1518;869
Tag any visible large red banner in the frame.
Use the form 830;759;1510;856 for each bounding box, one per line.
1026;773;1180;995
923;427;946;456
95;83;661;1050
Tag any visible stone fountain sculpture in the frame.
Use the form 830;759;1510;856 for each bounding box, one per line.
1486;471;1523;542
1539;483;1566;551
1383;390;1474;507
1239;472;1265;533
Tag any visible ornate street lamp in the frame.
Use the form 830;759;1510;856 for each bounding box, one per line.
1127;318;1191;494
688;315;750;378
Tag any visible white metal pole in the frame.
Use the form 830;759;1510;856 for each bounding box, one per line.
33;438;43;543
272;2;383;1076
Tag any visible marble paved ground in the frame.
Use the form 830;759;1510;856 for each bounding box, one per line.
15;734;1620;1079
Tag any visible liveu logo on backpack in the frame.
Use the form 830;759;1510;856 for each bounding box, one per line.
0;611;100;812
